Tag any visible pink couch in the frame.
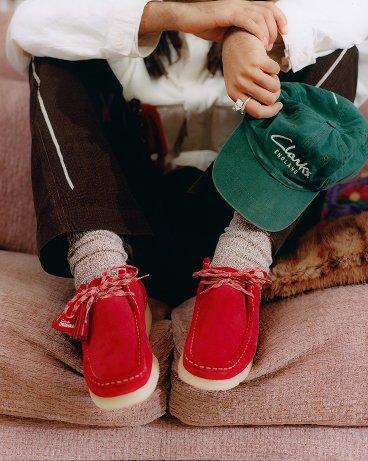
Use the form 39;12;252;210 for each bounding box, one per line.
1;12;368;460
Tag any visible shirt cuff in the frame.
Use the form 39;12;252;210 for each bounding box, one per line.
107;0;161;59
138;30;162;57
277;0;316;72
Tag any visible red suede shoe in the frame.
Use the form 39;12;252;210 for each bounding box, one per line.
52;265;159;409
178;258;269;391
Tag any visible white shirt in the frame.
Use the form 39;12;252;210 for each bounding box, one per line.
278;0;368;107
6;0;162;69
5;0;368;160
110;33;239;155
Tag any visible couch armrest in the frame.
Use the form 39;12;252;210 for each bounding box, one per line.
0;11;26;81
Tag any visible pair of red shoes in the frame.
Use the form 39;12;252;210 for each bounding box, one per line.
53;259;269;409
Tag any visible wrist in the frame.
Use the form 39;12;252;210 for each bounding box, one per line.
223;28;256;48
139;2;177;36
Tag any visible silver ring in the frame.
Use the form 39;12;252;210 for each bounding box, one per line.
233;98;245;112
232;97;252;115
240;96;252;115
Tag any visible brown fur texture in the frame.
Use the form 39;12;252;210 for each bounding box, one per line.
263;212;368;302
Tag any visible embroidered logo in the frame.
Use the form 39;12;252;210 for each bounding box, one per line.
58;320;75;328
270;135;311;178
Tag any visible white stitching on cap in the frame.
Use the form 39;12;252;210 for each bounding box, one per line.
331;92;339;105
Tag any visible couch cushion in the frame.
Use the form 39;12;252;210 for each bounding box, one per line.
170;284;368;427
0;250;173;426
1;415;368;461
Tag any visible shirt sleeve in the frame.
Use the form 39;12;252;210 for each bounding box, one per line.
6;0;161;74
276;0;368;72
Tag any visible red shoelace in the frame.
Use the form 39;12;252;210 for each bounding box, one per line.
52;265;147;340
193;258;270;296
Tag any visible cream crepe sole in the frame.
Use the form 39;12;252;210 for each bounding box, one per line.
89;306;160;410
178;355;253;391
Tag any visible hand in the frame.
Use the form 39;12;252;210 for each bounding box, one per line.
175;0;287;46
222;29;283;119
140;1;287;48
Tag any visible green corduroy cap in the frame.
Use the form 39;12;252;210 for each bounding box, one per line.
213;83;368;232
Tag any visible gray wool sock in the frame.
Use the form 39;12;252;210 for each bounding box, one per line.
67;230;128;288
211;212;273;271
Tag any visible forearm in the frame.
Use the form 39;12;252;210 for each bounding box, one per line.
139;1;176;36
139;1;227;35
7;0;160;73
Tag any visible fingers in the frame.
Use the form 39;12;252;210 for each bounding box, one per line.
228;76;282;118
268;3;288;35
257;2;288;36
243;2;287;50
242;79;280;106
260;57;280;75
228;67;282;119
226;60;281;107
257;6;278;50
237;95;283;119
247;99;283;118
253;70;280;94
218;1;288;49
247;11;270;47
235;16;269;47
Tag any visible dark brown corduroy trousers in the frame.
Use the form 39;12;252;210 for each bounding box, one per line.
29;48;358;305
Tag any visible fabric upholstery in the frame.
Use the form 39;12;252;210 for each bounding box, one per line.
0;250;173;426
1;415;368;461
0;12;24;81
170;285;368;426
0;77;36;254
0;12;35;254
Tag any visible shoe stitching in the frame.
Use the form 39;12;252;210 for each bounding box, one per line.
87;369;145;386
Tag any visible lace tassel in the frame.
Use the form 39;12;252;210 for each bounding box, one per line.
52;299;92;340
51;265;148;340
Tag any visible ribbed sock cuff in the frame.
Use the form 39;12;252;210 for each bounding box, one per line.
67;230;128;288
212;212;272;271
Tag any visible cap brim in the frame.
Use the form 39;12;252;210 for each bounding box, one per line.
213;124;318;232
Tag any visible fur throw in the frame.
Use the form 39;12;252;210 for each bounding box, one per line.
264;212;368;301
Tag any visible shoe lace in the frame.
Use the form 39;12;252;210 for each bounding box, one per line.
52;265;148;340
193;258;270;297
